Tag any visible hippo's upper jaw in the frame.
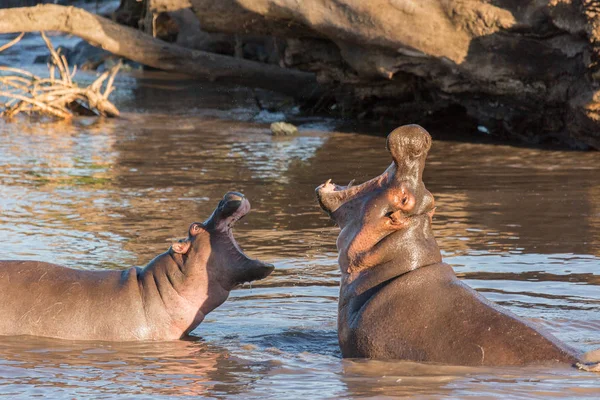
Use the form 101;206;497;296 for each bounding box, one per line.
315;125;439;274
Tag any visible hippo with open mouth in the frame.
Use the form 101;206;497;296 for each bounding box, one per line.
316;125;599;369
0;192;274;341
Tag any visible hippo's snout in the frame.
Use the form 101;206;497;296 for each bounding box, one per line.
223;192;244;204
386;124;432;166
204;191;251;231
219;192;248;219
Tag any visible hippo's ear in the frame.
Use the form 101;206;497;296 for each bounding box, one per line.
171;239;191;254
189;223;207;236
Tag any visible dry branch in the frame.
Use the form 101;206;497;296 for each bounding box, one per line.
0;32;120;119
0;4;321;101
0;32;24;53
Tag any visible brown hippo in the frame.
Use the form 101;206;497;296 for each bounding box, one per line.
0;192;274;341
316;125;599;370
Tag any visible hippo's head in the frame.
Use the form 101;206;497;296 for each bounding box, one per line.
316;125;441;275
170;192;274;290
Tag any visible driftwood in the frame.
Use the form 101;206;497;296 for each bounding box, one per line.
0;32;120;119
0;4;320;101
185;0;600;148
184;0;600;149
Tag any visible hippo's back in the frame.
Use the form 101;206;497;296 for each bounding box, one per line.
0;260;146;340
0;259;120;288
342;263;579;366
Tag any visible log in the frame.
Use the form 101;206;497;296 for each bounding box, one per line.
188;0;600;149
0;4;321;100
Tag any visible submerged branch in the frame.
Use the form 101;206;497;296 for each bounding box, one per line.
0;32;24;53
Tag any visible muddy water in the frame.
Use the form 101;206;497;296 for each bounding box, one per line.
2;38;600;399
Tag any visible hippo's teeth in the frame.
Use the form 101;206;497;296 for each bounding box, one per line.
325;178;332;185
347;179;355;188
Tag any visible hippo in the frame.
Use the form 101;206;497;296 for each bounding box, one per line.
0;192;274;341
316;125;599;370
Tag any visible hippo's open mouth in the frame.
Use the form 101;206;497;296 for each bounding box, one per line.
227;197;251;227
319;178;349;193
316;172;391;215
226;199;249;256
211;194;258;264
208;192;274;285
316;125;436;220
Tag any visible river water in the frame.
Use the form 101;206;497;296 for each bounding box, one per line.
1;32;600;398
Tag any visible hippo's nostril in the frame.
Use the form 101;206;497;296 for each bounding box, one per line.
223;191;244;203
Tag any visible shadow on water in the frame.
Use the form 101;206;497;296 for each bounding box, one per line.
243;329;341;357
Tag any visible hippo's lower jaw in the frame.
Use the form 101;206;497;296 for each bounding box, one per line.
315;179;345;215
316;174;390;216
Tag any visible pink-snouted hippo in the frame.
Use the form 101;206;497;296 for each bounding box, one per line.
0;192;274;341
316;125;599;370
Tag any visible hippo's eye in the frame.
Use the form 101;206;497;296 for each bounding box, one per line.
401;196;408;205
384;210;394;219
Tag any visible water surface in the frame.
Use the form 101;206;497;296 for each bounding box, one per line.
1;33;600;399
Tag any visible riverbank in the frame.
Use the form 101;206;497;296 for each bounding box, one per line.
3;1;600;149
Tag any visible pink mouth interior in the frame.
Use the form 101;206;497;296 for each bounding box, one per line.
318;179;346;193
221;198;251;231
224;199;251;254
231;198;251;220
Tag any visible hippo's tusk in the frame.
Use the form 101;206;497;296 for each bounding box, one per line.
348;179;355;188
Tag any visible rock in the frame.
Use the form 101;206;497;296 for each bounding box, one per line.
34;45;72;64
270;121;298;136
34;39;142;71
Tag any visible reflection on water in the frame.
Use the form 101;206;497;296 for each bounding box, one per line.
2;45;600;399
0;336;277;398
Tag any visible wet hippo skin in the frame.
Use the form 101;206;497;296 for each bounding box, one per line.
0;192;274;341
315;125;592;367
